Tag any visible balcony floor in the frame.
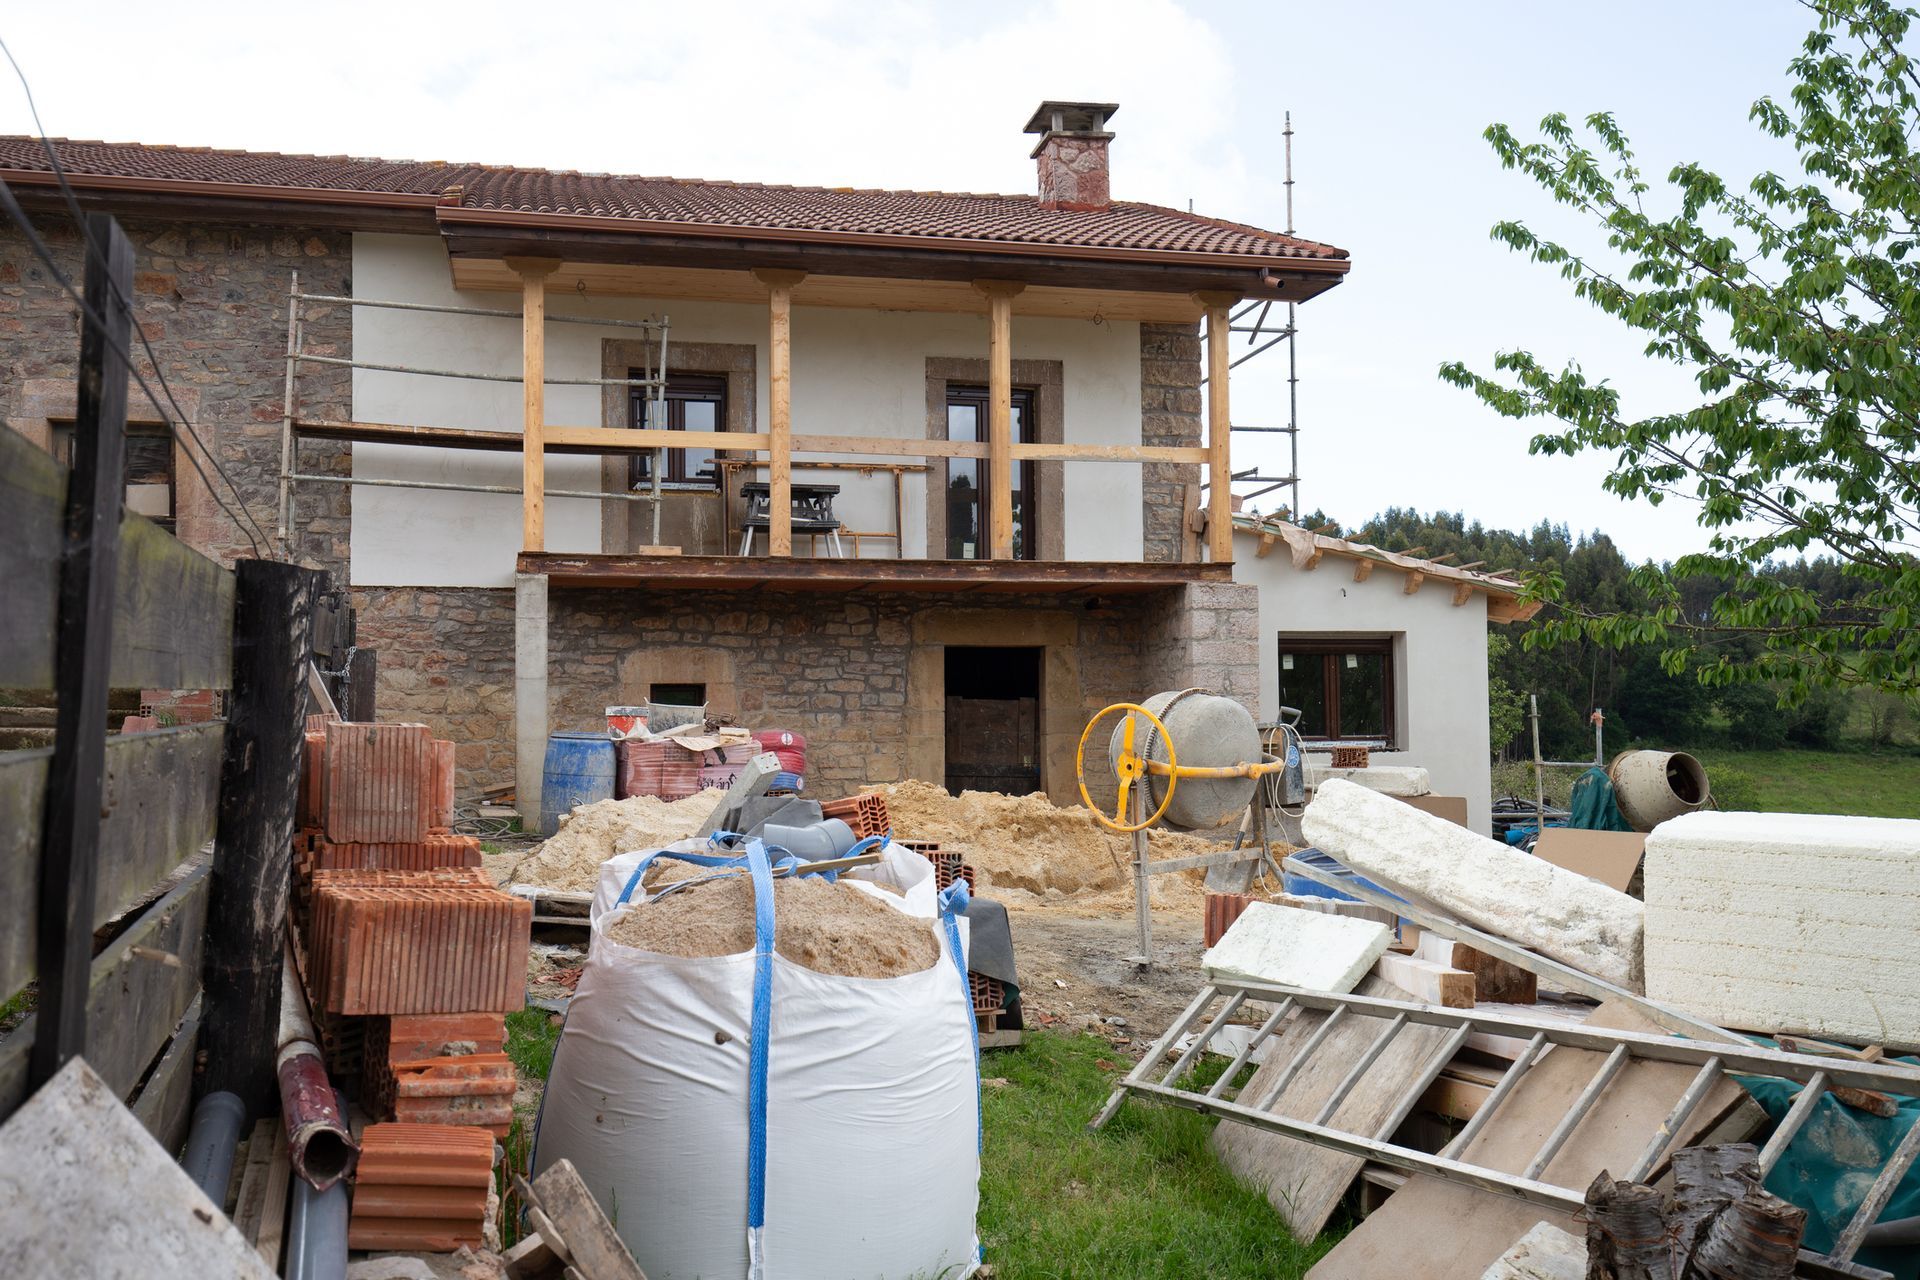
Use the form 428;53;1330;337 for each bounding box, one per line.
518;552;1230;594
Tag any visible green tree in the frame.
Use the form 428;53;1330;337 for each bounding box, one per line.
1441;0;1920;706
1487;632;1528;757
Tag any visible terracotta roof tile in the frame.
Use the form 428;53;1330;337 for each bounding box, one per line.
0;136;1347;263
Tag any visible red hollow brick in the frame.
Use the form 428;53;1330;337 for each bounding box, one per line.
432;739;456;827
309;882;530;1016
322;721;435;843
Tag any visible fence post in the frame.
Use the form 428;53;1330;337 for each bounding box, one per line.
343;647;377;721
201;559;323;1117
30;213;135;1090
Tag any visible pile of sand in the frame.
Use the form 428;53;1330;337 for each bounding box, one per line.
511;791;725;892
605;874;940;979
874;779;1277;913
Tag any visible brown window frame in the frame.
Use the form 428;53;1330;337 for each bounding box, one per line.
944;384;1038;561
51;418;176;533
1278;635;1397;747
629;372;729;488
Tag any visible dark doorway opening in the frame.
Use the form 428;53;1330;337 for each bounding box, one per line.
944;646;1043;795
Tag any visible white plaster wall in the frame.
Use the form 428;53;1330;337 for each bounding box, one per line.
1234;542;1496;834
349;233;1144;585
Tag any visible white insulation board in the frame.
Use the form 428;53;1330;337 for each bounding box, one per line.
1202;900;1392;992
1644;809;1920;1048
1302;778;1645;990
1303;763;1432;796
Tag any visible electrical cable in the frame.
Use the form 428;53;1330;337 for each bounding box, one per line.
0;37;274;555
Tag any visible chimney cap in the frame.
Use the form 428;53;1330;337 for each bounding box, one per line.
1023;101;1119;137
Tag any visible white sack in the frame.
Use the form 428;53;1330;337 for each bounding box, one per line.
1303;777;1645;990
540;859;980;1280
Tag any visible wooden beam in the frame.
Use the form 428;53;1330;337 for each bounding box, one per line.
1453;581;1476;607
1353;559;1374;583
1404;570;1426;596
507;258;559;552
1010;441;1210;464
1256;532;1276;558
201;560;322;1120
546;426;769;454
1304;549;1324;571
793;433;987;460
754;268;807;556
1195;291;1240;564
519;551;1234;594
31;213;133;1093
975;280;1025;559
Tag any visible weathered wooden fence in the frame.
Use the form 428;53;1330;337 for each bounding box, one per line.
0;212;318;1148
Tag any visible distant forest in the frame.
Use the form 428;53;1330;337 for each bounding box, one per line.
1298;507;1913;761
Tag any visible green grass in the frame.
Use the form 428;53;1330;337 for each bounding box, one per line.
1693;748;1920;818
979;1032;1330;1279
506;1006;563;1079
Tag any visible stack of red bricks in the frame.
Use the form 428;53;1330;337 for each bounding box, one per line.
898;839;1002;1031
821;792;891;840
292;721;529;1139
363;1013;515;1136
348;1122;495;1252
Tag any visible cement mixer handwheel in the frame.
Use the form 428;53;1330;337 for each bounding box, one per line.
1077;702;1179;833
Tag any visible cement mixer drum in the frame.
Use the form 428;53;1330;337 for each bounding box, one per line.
1111;689;1263;830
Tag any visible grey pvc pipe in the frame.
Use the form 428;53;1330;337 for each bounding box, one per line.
762;818;857;860
1862;1213;1920;1248
284;1088;351;1280
181;1091;246;1204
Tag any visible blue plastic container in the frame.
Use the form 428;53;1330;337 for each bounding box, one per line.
539;732;617;835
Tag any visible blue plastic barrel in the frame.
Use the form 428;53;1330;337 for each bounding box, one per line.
539;732;617;835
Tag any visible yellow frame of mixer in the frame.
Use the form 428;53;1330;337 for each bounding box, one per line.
1075;701;1290;833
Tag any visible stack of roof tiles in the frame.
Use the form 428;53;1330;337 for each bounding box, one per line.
363;1013;514;1137
348;1123;494;1252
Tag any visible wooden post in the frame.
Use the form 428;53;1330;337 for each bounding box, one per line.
508;258;560;553
974;280;1025;560
1195;291;1240;563
753;269;806;557
202;559;323;1118
29;213;134;1090
342;647;377;721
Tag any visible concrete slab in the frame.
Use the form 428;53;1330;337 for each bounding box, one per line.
1201;900;1391;992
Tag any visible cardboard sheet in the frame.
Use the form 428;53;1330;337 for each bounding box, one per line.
1532;828;1646;893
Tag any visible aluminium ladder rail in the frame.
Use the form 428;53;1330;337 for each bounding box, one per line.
1090;994;1920;1273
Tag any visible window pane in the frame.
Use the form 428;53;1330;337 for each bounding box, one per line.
1339;651;1389;738
682;399;717;482
947;401;982;558
1278;652;1328;736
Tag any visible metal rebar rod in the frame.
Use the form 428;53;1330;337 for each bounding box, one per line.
1831;1109;1920;1261
1443;1032;1550;1158
1371;1022;1472;1141
1314;1013;1408;1125
295;291;669;331
1206;998;1294;1099
1759;1071;1830;1175
1163;991;1248;1088
1624;1056;1725;1183
1090;984;1219;1131
1523;1043;1630;1180
285;471;663;502
293;352;664;387
1251;1005;1352;1112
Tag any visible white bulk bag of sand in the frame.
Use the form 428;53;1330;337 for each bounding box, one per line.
591;836;939;924
538;842;980;1280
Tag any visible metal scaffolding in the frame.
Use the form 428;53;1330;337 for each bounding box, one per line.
275;273;671;560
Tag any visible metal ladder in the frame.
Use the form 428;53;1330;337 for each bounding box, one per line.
1090;978;1920;1275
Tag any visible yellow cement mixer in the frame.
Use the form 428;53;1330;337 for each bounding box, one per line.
1075;690;1295;963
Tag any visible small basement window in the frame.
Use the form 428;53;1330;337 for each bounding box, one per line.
1278;636;1396;747
51;419;176;533
649;682;707;707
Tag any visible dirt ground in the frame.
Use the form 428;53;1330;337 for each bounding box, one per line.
1004;905;1210;1052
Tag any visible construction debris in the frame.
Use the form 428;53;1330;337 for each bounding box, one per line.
1477;1222;1585;1280
1644;810;1920;1050
1302;778;1645;989
1201;900;1390;991
348;1123;495;1252
504;1158;648;1280
509;791;727;892
1583;1145;1806;1279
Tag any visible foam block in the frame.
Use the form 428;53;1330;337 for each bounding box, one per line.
1644;810;1920;1048
1304;763;1431;796
1303;778;1645;990
1479;1221;1586;1280
1202;900;1391;992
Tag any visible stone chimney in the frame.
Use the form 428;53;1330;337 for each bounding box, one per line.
1023;101;1118;211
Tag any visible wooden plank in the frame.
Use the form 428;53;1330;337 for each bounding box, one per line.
254;1123;291;1270
754;268;807;557
0;861;211;1120
1373;954;1475;1008
129;994;204;1156
1196;292;1238;563
0;1057;277;1279
1008;441;1211;464
202;562;322;1118
1305;1003;1764;1280
976;280;1024;560
529;1157;648;1280
519;550;1233;593
1211;975;1459;1240
0;721;223;1002
0;427;234;692
542;425;769;454
31;214;134;1093
792;433;988;460
511;258;560;552
231;1119;277;1248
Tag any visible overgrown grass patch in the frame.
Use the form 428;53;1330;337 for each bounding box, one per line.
507;1005;562;1080
979;1030;1331;1279
1693;748;1920;818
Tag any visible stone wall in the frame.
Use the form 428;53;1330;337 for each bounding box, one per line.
0;214;353;576
1143;581;1262;714
1139;321;1202;563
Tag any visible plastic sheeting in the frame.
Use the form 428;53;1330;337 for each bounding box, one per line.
541;839;979;1280
1567;767;1633;832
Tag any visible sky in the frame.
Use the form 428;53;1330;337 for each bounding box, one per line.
0;1;1823;561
